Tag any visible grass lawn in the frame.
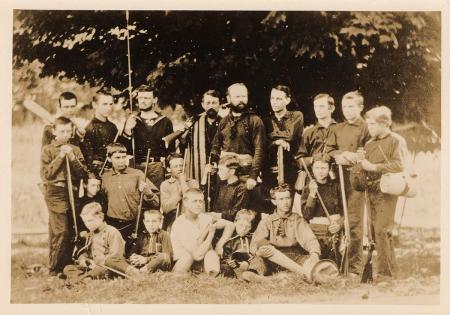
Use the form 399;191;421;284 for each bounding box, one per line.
10;227;439;304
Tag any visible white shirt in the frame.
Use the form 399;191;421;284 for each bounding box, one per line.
170;213;214;261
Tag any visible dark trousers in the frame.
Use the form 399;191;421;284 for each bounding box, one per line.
44;185;74;273
106;216;135;257
136;161;165;190
341;168;365;275
368;190;398;277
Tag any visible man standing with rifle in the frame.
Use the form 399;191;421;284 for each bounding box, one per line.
181;90;223;210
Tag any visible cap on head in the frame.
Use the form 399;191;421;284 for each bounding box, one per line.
218;155;240;170
106;142;127;157
365;105;392;127
269;183;293;199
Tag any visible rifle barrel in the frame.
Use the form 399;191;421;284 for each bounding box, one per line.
66;156;78;237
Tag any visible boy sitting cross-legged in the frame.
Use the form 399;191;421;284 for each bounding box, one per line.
220;209;264;282
129;210;172;273
63;202;140;281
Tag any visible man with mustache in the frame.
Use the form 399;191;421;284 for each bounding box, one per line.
182;90;223;210
210;83;266;192
121;84;175;188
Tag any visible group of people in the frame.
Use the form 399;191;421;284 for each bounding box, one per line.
39;82;409;285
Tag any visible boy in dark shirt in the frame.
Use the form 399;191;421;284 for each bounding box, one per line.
211;155;249;221
221;209;263;281
325;91;371;277
78;175;108;233
81;88;119;175
301;155;343;261
129;210;172;273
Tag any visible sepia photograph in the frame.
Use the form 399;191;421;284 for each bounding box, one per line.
4;1;446;309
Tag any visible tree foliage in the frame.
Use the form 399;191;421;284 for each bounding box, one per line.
13;10;440;132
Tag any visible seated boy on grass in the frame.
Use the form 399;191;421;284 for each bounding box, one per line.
243;184;322;282
64;202;140;280
129;210;172;273
220;209;264;282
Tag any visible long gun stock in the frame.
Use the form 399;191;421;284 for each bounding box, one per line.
361;189;375;283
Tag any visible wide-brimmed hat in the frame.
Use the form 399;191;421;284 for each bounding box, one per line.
305;259;339;284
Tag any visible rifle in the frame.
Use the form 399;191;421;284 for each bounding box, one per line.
131;148;151;240
82;258;132;279
98;129;122;177
277;144;285;185
176;148;188;218
125;10;135;168
300;158;339;263
361;189;375;283
66;156;80;259
162;116;197;148
206;154;213;212
338;164;351;276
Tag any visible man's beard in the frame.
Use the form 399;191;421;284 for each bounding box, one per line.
230;102;247;113
206;108;218;119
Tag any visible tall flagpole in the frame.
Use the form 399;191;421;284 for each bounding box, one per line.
125;10;136;167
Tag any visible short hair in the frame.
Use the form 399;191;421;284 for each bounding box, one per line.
80;202;104;218
143;209;163;220
106;142;127;157
270;183;293;199
235;209;256;223
312;153;331;165
166;153;184;167
137;84;157;96
182;188;205;201
342;90;364;106
227;83;247;96
202;90;221;101
58;91;77;107
54;116;73;127
272;85;291;98
218;155;240;170
365;106;393;127
313;93;335;107
93;87;113;103
87;172;101;181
